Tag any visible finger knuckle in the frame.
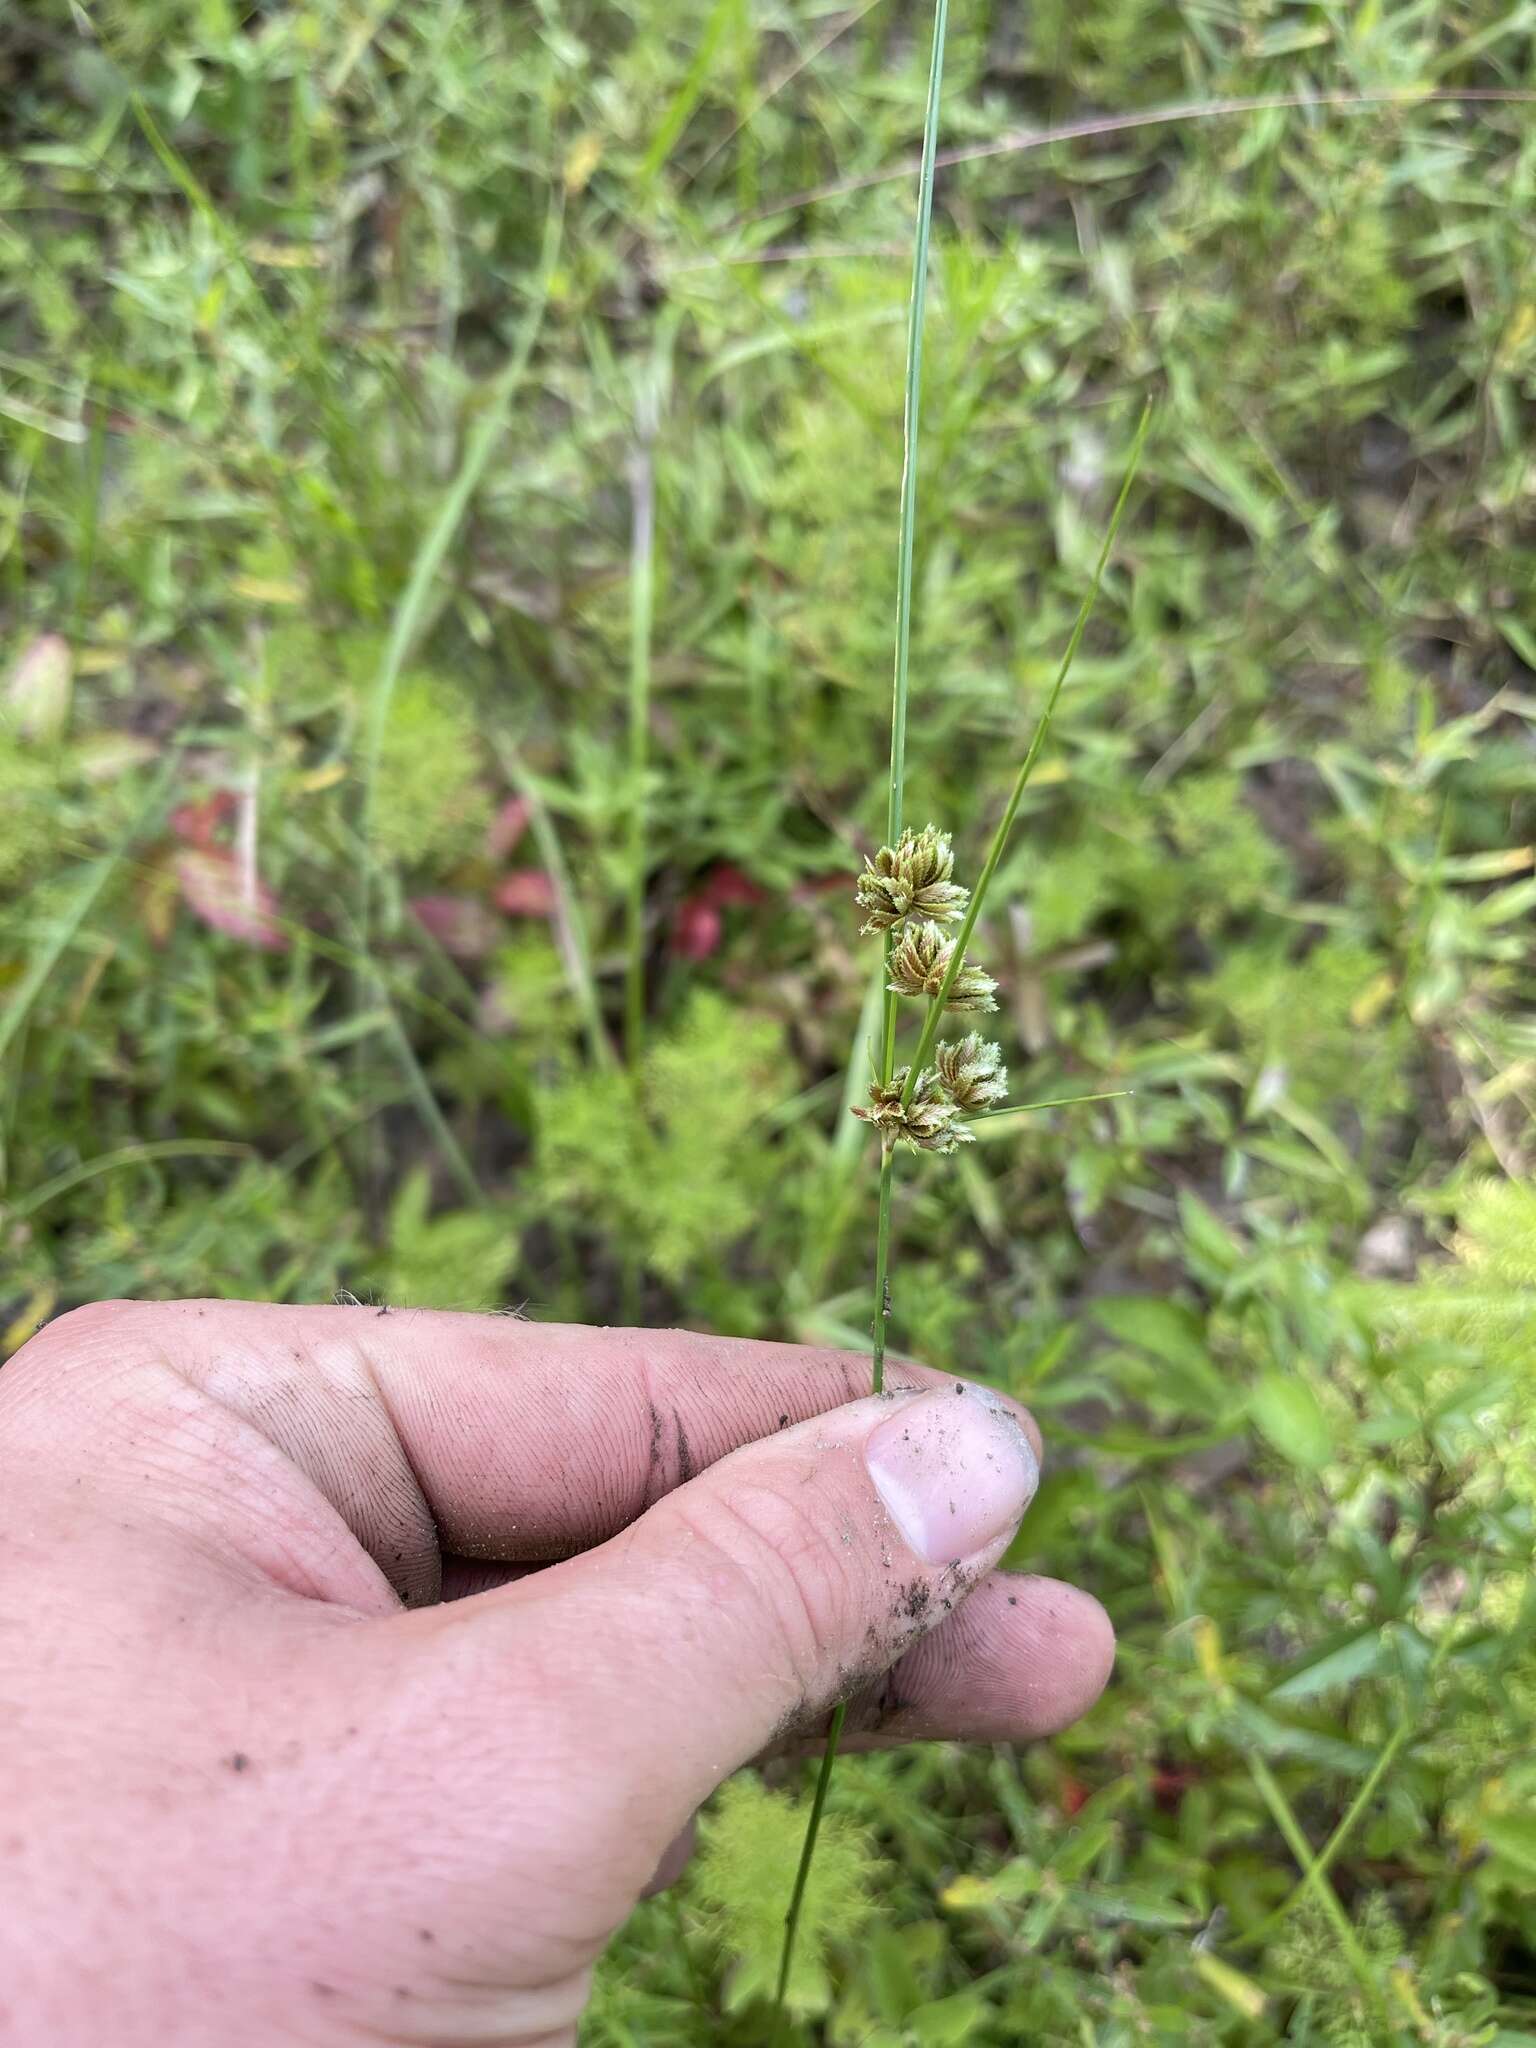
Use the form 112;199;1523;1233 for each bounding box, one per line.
6;1299;162;1388
681;1478;861;1695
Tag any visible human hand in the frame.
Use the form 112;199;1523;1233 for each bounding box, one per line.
0;1300;1112;2046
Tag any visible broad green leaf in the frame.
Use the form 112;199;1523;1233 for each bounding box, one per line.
1485;1815;1536;1882
1250;1372;1331;1469
1270;1630;1388;1703
1179;1190;1245;1281
908;1991;989;2046
1093;1296;1210;1373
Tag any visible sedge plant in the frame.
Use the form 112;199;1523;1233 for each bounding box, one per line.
772;0;1152;2022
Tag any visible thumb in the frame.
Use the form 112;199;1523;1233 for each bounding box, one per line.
484;1383;1039;1883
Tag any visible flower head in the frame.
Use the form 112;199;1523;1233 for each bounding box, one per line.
934;1034;1008;1113
852;1066;971;1154
856;824;968;935
886;920;998;1012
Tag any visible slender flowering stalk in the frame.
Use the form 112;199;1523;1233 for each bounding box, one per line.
782;413;1148;2024
774;1;950;2025
773;8;1150;2027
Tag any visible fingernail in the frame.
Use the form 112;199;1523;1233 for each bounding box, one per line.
864;1387;1039;1565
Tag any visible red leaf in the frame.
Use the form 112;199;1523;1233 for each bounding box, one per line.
1058;1774;1090;1818
670;898;723;961
1152;1767;1198;1812
667;862;769;959
698;862;768;908
170;789;238;849
175;848;289;951
486;796;532;861
494;869;557;917
411;894;503;961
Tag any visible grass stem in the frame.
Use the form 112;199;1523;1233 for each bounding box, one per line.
773;1699;847;2030
1246;1752;1390;2035
775;0;950;2021
870;1148;896;1393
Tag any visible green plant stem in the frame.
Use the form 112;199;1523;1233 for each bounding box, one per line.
869;1147;896;1392
9;1140;254;1222
881;0;949;1088
624;391;658;1066
1245;1716;1414;1948
773;1699;846;2024
901;398;1153;1104
491;739;617;1072
775;1;950;2024
1246;1751;1390;2035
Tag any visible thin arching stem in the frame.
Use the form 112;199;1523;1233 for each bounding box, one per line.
902;399;1153;1103
774;0;951;2025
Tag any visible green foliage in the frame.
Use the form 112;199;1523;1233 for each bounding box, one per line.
0;734;62;889
538;992;783;1286
372;1168;518;1312
4;0;1536;2039
370;675;492;872
695;1776;878;2015
1272;1898;1406;2048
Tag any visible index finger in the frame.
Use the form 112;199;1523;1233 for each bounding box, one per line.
14;1302;1040;1591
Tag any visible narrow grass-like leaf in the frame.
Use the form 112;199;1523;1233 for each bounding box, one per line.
624;381;658;1064
640;0;738;183
901;398;1153;1100
1245;1753;1390;2032
0;753;179;1078
9;1141;255;1221
966;1088;1134;1122
492;738;617;1072
357;199;563;951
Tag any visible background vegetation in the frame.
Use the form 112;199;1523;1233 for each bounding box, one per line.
5;1;1536;2039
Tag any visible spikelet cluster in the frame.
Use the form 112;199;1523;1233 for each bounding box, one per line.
855;824;967;934
851;828;1007;1151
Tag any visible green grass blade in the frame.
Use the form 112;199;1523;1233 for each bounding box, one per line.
623;384;658;1065
357;197;563;953
885;0;950;863
640;0;738;183
902;397;1153;1099
1246;1753;1390;2034
492;739;617;1072
881;0;950;1086
377;1003;481;1205
966;1088;1134;1122
0;754;179;1078
9;1141;255;1222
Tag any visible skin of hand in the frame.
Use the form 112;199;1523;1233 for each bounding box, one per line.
0;1299;1113;2048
